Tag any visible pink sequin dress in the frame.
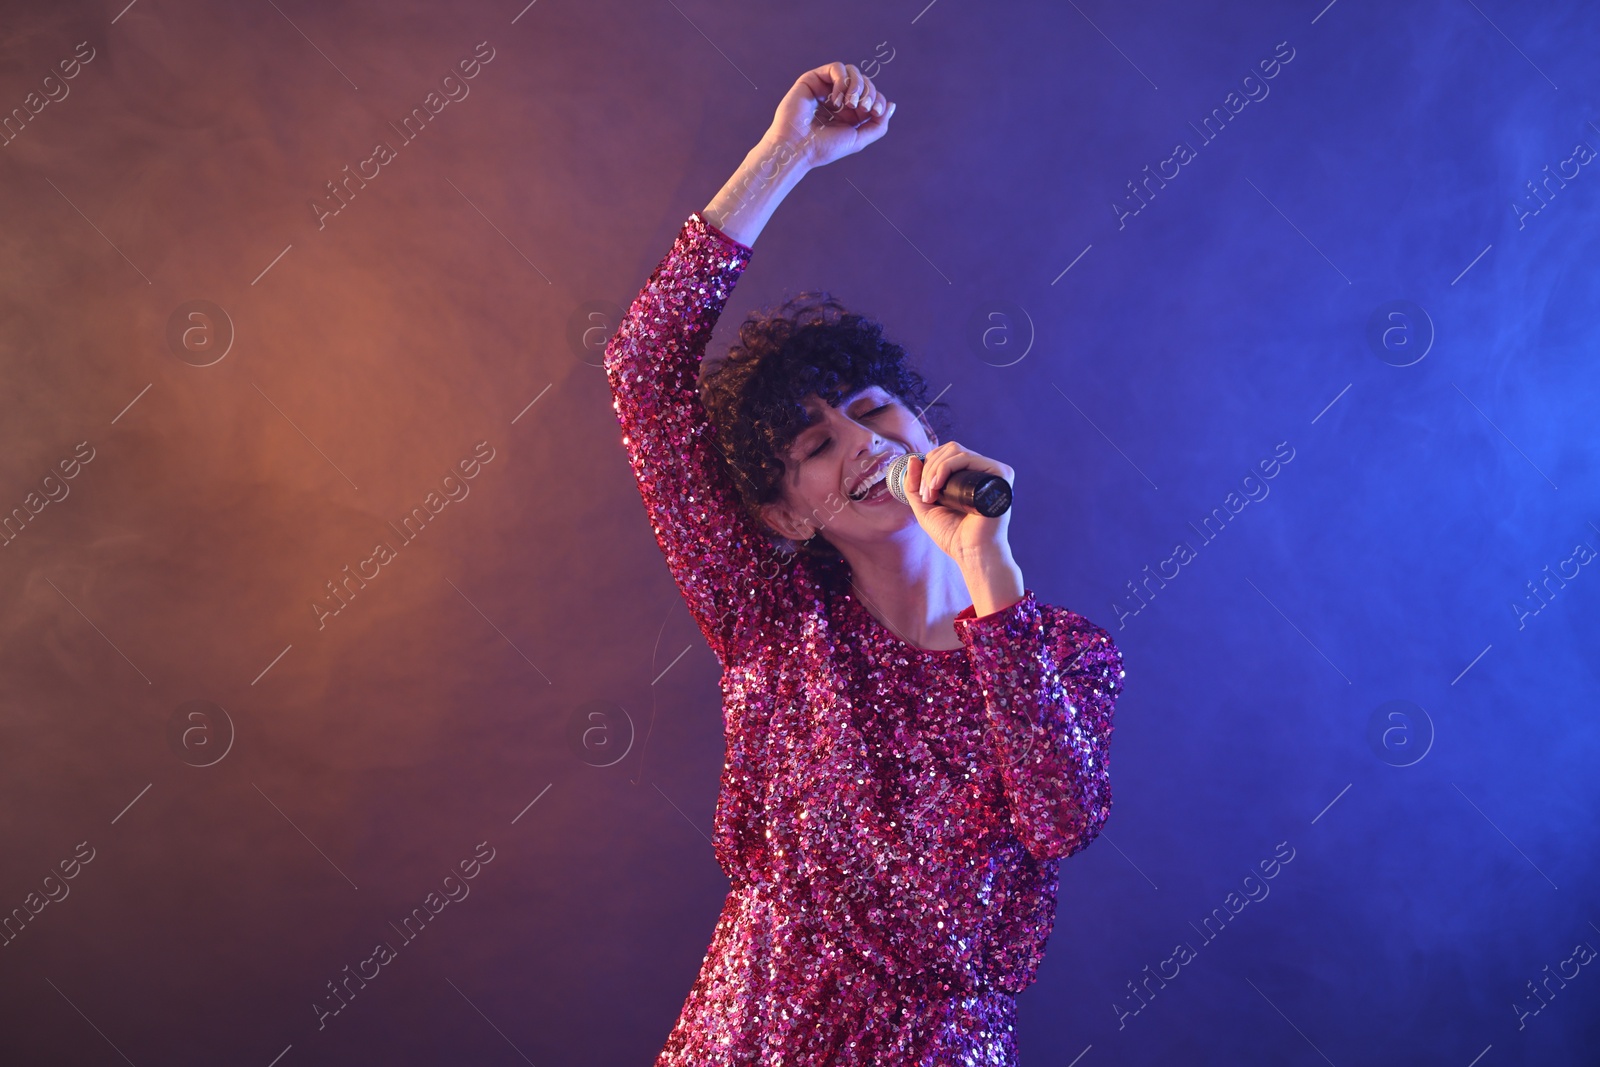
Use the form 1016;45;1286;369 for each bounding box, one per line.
604;212;1125;1066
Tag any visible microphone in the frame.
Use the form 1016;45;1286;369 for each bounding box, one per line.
886;452;1012;517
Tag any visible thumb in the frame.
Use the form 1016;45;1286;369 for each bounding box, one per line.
848;100;896;149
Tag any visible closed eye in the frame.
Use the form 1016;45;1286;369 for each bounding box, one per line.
802;404;890;460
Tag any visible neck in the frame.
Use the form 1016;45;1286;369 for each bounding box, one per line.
836;526;971;651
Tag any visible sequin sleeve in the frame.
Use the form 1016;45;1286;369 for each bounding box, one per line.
953;590;1123;862
603;213;790;664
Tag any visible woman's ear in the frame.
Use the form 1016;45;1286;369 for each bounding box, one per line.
758;499;811;542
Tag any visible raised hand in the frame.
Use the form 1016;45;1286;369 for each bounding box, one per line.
705;62;897;247
767;61;895;170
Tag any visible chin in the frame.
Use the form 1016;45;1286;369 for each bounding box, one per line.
862;504;919;532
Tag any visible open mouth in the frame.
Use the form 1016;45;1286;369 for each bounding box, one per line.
852;479;894;503
847;456;899;503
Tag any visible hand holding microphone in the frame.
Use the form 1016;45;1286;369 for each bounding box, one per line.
887;451;1012;517
886;443;1023;612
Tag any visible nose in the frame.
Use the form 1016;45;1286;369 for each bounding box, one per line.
851;421;883;457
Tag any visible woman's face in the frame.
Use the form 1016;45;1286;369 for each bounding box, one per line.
757;384;938;548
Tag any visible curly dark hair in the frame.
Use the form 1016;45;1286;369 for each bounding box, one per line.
699;290;952;564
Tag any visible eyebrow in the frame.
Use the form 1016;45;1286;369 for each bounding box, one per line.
787;411;823;451
785;390;884;484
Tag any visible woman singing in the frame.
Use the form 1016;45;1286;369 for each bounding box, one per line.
603;61;1126;1065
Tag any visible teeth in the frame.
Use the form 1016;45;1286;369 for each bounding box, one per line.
849;464;890;500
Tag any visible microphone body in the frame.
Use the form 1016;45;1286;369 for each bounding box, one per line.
886;452;1012;517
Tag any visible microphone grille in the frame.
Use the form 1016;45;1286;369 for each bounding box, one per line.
886;452;924;505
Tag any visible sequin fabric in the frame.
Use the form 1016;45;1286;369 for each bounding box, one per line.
604;213;1125;1066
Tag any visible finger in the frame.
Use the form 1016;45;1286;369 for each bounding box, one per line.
796;68;832;102
825;62;851;106
935;443;997;470
848;78;880;123
920;451;946;503
913;452;929;503
923;445;990;503
923;441;957;475
858;77;877;113
908;454;934;505
905;455;932;514
798;66;846;117
844;64;862;107
935;448;1009;491
849;102;891;144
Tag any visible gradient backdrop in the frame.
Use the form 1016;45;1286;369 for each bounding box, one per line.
1;0;1596;1064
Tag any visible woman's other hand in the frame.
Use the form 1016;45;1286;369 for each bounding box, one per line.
904;445;1024;616
768;62;895;170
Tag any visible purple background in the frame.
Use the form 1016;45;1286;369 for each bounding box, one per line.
0;0;1596;1063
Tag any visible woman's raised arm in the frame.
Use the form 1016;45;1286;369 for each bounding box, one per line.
602;63;896;664
602;214;767;665
703;61;896;248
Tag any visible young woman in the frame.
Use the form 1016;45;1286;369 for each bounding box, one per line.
604;61;1126;1065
